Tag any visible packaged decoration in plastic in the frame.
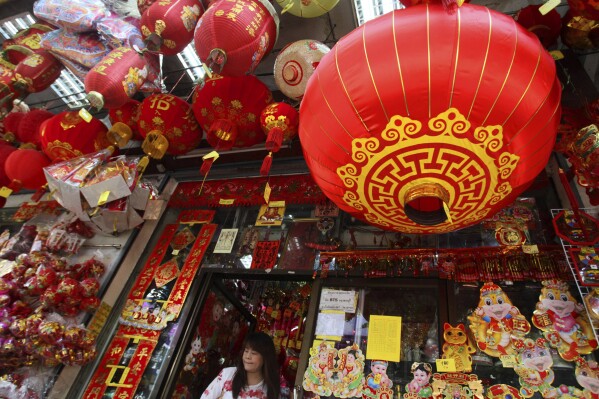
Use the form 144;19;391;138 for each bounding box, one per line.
96;15;145;50
33;0;109;32
40;29;111;69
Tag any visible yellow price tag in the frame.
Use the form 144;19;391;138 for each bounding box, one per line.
172;249;180;256
436;358;456;372
522;244;539;254
264;182;271;204
219;198;235;205
202;150;219;161
550;50;564;60
0;187;12;198
442;202;453;224
97;191;111;206
539;0;561;15
78;108;93;123
500;355;518;368
269;200;286;207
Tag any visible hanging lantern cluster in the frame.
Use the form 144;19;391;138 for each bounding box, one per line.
193;0;279;76
137;93;203;159
2;108;53;147
273;40;330;102
191;74;272;175
259;102;299;176
299;4;561;234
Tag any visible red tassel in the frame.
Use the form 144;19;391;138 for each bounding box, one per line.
265;127;284;152
209;119;238;151
260;154;273;176
200;158;214;176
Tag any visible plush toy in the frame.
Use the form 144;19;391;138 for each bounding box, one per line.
512;337;557;398
467;282;531;357
441;323;476;372
183;336;206;374
532;280;598;361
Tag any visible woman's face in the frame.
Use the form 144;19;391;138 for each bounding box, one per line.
413;369;430;386
243;346;264;375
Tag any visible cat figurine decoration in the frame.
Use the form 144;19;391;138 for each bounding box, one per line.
441;323;476;372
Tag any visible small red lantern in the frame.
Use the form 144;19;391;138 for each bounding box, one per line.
515;5;561;49
193;0;279;76
2;112;24;141
300;4;561;234
108;100;143;140
4;149;50;191
39;111;109;162
16;109;53;146
259;102;299;176
0;143;17;187
192;74;272;149
85;47;157;109
13;50;63;93
141;0;204;55
137;94;203;156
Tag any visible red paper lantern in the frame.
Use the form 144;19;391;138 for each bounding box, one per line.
260;102;299;152
2;112;24;141
17;109;53;146
192;74;272;149
108;100;143;140
193;0;279;76
13;50;62;93
515;5;561;49
299;4;561;234
138;94;203;156
0;143;17;187
85;47;157;109
141;0;204;55
5;149;50;190
39;111;109;162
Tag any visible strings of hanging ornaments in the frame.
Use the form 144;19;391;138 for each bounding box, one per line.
193;0;279;77
299;3;561;234
259;102;299;176
191;74;273;176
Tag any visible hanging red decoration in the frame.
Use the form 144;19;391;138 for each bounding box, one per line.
109;100;143;141
0;142;17;187
140;0;204;55
4;149;51;191
13;50;62;93
260;103;299;152
137;93;203;156
39;111;109;162
85;46;157;109
2;112;25;142
193;0;279;76
16;109;53;146
515;5;561;49
192;74;272;149
299;4;561;234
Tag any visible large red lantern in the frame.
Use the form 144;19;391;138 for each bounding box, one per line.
39;111;109;162
5;149;50;191
141;0;204;55
299;4;561;234
193;0;279;76
0;143;17;187
13;50;62;93
138;94;202;156
192;74;272;150
85;47;157;109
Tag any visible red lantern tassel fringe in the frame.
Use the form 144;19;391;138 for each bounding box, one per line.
265;127;284;152
260;153;273;176
200;158;214;176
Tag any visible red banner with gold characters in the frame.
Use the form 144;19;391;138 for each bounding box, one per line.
82;325;161;399
176;209;215;224
251;240;280;269
128;224;178;301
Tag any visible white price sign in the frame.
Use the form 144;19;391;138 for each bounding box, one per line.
319;289;358;313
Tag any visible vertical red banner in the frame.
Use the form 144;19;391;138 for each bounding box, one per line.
250;240;280;269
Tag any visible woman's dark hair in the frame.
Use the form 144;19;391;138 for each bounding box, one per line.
232;332;280;399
